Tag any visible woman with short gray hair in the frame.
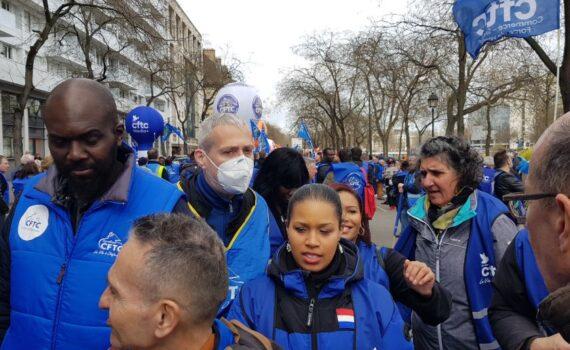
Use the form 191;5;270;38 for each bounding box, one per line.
395;136;518;350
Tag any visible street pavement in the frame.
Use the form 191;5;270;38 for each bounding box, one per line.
370;199;400;248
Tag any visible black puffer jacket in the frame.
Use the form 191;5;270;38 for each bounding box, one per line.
493;170;524;204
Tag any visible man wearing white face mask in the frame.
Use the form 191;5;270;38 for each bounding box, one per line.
178;113;271;316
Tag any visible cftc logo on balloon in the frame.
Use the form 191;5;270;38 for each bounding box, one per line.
131;115;150;132
126;106;164;150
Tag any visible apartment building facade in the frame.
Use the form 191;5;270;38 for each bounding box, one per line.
0;0;203;159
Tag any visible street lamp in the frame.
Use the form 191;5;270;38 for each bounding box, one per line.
428;93;439;138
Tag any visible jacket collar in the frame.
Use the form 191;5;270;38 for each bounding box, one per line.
268;238;363;299
408;191;478;229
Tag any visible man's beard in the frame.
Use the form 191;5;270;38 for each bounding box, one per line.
67;172;106;202
58;158;115;203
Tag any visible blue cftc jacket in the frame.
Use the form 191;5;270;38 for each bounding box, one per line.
1;154;183;350
227;239;412;350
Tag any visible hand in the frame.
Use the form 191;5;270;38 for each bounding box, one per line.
403;260;435;298
398;183;404;193
530;334;570;350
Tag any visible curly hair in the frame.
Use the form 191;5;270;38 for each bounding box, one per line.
420;136;483;190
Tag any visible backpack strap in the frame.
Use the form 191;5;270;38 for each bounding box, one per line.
221;318;280;350
375;246;387;271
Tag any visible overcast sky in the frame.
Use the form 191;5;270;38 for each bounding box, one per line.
179;0;408;128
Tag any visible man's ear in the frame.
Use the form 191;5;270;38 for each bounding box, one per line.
555;194;570;254
194;149;207;169
154;299;181;339
115;123;125;146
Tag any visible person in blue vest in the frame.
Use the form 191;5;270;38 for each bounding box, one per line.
178;113;270;316
514;113;570;348
253;148;309;256
145;148;169;181
489;229;558;350
99;213;279;350
164;156;181;184
395;136;518;350
375;158;385;199
0;155;10;208
316;148;335;183
227;184;412;349
478;156;496;195
0;78;188;349
397;157;424;232
323;149;366;200
330;182;452;326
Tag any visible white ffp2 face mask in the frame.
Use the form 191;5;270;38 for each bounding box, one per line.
205;154;254;195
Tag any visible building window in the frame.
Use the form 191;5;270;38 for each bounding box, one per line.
1;45;12;60
155;100;165;112
1;1;10;12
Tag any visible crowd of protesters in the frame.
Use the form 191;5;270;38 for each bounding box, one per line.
0;78;567;350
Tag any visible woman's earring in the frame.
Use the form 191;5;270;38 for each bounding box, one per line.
359;227;365;236
286;242;292;253
338;244;344;254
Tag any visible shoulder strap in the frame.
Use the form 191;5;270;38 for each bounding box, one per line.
375;246;386;270
221;318;279;350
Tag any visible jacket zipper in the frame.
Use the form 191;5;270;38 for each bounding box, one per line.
411;214;448;350
50;204;98;350
435;228;448;350
306;297;318;350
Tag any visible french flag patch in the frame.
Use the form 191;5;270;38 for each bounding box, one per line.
336;308;355;329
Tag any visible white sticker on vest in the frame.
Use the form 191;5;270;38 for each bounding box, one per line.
18;205;49;241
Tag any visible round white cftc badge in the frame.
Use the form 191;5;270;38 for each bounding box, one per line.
18;205;49;241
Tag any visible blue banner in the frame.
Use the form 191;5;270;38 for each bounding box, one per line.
453;0;560;58
297;121;314;149
258;130;271;154
297;121;316;158
161;123;184;142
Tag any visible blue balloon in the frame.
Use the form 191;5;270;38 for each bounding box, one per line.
125;106;165;150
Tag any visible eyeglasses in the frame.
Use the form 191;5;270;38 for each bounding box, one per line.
502;193;558;225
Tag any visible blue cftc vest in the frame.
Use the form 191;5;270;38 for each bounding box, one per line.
185;191;270;315
396;191;509;350
478;167;496;195
514;229;551;334
166;163;181;183
3;165;183;350
146;162;165;178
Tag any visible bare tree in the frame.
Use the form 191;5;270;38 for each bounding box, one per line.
12;1;79;165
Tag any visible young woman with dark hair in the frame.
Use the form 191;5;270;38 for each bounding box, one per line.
228;184;412;349
253;148;310;255
329;183;452;327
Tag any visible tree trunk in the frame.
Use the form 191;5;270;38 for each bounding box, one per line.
404;113;410;157
398;117;404;159
521;97;526;147
445;94;456;135
456;35;468;136
485;104;492;156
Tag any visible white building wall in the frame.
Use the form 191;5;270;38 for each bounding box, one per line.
0;0;203;158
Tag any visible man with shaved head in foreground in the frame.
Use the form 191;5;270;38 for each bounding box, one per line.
0;79;188;349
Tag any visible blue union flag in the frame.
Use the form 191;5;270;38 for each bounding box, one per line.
453;0;560;58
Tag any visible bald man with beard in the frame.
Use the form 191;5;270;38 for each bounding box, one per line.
0;79;189;350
